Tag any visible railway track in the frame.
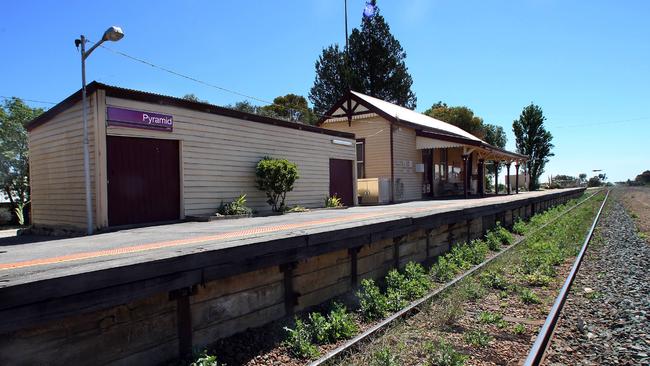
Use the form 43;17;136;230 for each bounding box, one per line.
309;189;607;366
523;189;610;366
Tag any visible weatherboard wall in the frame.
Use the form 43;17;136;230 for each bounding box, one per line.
103;96;357;218
27;95;98;229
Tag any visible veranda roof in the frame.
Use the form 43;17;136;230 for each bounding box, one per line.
319;91;528;162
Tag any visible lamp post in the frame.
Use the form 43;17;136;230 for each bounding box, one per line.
75;26;124;235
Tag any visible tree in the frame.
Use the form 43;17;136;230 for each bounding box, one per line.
482;123;507;179
424;102;485;139
635;170;650;185
587;176;602;187
512;103;554;190
260;94;315;124
578;173;587;185
182;93;208;103
226;100;259;114
0;98;43;212
309;7;416;116
255;157;300;212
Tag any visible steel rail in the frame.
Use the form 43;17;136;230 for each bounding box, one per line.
523;189;610;366
309;189;604;366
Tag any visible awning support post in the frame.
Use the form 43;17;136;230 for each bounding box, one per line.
515;162;520;194
506;162;512;195
462;154;469;198
494;160;499;195
478;159;485;197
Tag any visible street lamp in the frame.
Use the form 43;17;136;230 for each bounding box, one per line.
75;26;124;235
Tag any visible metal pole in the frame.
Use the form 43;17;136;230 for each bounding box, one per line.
81;35;94;235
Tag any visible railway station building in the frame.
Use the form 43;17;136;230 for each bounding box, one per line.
26;82;357;231
318;91;528;204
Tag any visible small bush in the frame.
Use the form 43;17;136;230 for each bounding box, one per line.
494;222;514;245
464;329;492;347
326;303;358;341
478;311;506;328
402;262;433;300
308;312;330;344
484;231;501;251
520;288;542;304
217;194;252;216
372;347;400;366
283;318;319;359
358;279;389;321
424;340;468;366
286;205;309;213
436;298;464;327
524;272;552;287
448;244;472;270
468;240;489;265
512;219;527;235
431;257;459;283
189;351;221;366
513;323;526;335
461;280;485;301
255;157;299;212
324;195;343;208
480;270;509;290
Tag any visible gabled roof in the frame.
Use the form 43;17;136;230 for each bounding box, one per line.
25;82;355;139
319;91;528;161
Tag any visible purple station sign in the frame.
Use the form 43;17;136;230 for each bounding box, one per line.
107;106;173;132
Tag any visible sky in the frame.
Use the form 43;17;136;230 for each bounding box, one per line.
1;1;649;183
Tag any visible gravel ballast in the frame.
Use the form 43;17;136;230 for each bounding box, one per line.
544;199;650;366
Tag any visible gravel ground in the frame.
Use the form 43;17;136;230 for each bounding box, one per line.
544;199;650;366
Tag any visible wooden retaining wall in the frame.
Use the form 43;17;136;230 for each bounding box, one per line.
0;190;584;366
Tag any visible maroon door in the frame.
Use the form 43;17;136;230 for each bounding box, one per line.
329;159;354;206
107;136;180;227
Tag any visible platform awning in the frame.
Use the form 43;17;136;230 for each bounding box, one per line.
416;136;467;150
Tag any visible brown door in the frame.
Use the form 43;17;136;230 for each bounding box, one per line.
329;159;354;206
107;136;180;227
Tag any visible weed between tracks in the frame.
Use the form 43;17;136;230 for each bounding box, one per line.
337;192;605;366
181;192;604;366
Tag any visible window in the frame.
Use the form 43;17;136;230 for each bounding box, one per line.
356;139;365;178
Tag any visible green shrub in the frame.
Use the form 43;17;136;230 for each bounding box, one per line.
189;350;221;366
326;303;358;341
436;298;464;327
513;323;526;335
448;244;472;270
402;262;432;300
463;329;492;347
466;240;489;265
461;280;485;301
385;270;409;312
217;194;252;216
372;347;400;366
524;272;552;287
384;263;433;311
520;288;542;304
512;218;527;235
283;318;320;359
255;157;299;212
484;231;501;251
478;311;506;328
325;195;343;208
358;279;389;321
494;222;514;245
431;257;458;282
308;312;330;344
424;340;468;366
480;270;509;290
